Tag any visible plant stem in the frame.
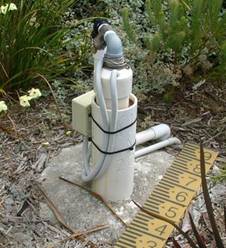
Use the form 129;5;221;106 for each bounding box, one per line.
200;142;224;247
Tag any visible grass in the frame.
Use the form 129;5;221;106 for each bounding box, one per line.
0;0;77;93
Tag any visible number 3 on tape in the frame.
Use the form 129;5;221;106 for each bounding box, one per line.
136;235;164;248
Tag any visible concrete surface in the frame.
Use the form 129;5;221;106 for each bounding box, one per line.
39;144;174;247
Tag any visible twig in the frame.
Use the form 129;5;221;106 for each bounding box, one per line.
188;212;207;248
59;176;127;227
224;206;226;234
35;183;98;248
172;238;182;248
203;127;226;144
35;183;74;233
200;142;224;247
6;113;18;137
182;117;202;127
60;224;109;243
0;61;9;79
132;200;197;248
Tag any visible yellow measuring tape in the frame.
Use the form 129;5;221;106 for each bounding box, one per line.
114;143;218;248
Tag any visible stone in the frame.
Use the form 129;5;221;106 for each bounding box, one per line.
39;144;174;247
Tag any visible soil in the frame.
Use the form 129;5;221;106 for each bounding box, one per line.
0;79;225;247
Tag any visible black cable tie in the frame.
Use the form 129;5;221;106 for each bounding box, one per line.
89;114;137;135
89;139;136;155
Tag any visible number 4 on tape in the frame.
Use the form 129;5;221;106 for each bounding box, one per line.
114;143;218;248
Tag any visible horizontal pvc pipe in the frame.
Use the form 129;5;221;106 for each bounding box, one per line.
136;124;171;146
135;137;181;158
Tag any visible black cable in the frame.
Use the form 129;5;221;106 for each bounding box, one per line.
90;114;137;135
89;138;136;155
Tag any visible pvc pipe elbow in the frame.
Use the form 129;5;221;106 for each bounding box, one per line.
136;124;171;145
152;124;171;140
104;31;123;58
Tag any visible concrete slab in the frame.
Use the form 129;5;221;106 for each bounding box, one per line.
39;144;174;247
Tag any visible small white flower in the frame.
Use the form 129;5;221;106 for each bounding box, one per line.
28;88;42;99
29;16;36;26
8;3;17;11
0;5;8;14
0;3;17;15
0;101;8;113
19;95;31;107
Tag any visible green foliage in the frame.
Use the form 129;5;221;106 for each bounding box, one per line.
0;0;81;93
121;7;137;43
122;0;226;82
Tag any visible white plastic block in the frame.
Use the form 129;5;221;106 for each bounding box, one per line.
72;91;95;136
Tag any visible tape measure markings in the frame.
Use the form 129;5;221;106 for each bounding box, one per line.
120;239;135;247
152;191;187;207
128;226;161;239
153;184;196;206
172;160;202;173
122;232;138;240
117;239;136;248
151;190;171;199
143;203;160;212
183;143;212;157
150;192;187;208
120;235;136;244
153;186;169;194
159;179;195;192
170;165;199;177
137;212;154;220
157;183;173;191
165;168;195;178
179;151;211;161
114;143;218;248
135;219;149;227
179;149;214;164
146;196;165;205
145;198;163;207
133;222;149;231
129;226;166;242
162;174;179;183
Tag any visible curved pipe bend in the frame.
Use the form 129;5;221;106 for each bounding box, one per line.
104;30;123;58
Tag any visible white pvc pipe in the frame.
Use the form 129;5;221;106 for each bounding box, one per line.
135;137;181;158
136;124;171;145
92;94;137;201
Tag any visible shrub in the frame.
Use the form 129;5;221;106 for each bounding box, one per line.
122;0;226;92
0;0;78;93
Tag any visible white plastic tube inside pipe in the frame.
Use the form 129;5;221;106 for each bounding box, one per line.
135;137;181;158
136;124;171;145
